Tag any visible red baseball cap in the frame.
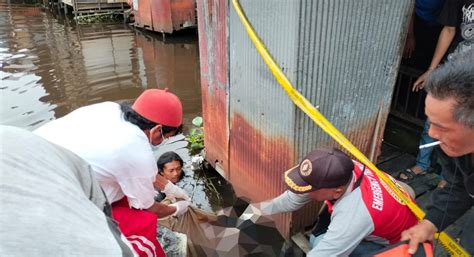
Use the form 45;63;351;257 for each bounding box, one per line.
284;148;354;193
132;89;183;127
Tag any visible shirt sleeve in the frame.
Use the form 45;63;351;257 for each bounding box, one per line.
118;176;156;209
307;189;375;257
260;190;312;215
425;158;472;230
437;0;460;27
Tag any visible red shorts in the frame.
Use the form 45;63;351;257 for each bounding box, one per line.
112;198;166;257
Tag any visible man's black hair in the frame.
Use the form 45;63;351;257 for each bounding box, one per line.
157;151;185;180
424;49;474;128
120;103;183;133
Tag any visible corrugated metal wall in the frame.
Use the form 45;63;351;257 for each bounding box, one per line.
198;0;413;239
228;0;301;240
197;0;230;177
293;0;412;160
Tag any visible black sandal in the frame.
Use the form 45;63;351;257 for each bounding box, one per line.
396;168;427;182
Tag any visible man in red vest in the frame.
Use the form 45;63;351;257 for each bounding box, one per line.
244;148;418;256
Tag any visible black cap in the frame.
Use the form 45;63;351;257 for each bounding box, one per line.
284;148;354;193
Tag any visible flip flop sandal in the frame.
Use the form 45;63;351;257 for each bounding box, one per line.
396;168;427;182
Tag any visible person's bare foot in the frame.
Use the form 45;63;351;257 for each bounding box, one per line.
397;165;426;181
437;179;447;189
410;165;425;175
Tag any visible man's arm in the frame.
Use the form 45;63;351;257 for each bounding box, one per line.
147;202;177;217
401;220;438;254
241;190;312;220
413;26;456;91
259;190;312;215
154;174;190;201
307;190;374;257
401;154;472;254
424;175;472;230
428;26;456;69
153;174;169;190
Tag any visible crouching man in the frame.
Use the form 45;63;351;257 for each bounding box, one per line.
244;148;418;256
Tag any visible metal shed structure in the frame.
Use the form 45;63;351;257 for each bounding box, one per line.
59;0;127;16
197;0;413;239
131;0;197;33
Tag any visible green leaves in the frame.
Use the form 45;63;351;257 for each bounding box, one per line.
192;116;203;127
74;12;122;25
186;116;204;154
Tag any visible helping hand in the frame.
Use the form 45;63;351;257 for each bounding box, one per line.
400;219;437;254
170;200;191;217
162;181;190;201
412;69;433;92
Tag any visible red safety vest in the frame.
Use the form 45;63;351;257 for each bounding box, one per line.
327;162;419;244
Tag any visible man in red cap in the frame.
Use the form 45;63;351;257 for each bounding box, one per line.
243;148;418;256
34;89;190;257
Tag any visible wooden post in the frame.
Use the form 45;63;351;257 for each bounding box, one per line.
63;1;67;15
73;0;77;20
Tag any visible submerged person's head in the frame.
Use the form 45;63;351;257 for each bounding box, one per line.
157;151;184;184
284;148;354;201
424;49;474;157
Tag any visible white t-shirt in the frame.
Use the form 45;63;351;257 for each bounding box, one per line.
0;125;135;257
34;102;157;209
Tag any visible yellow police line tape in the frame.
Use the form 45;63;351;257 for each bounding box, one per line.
231;0;469;256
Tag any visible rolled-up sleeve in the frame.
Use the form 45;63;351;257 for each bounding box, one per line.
261;190;312;214
118;176;156;209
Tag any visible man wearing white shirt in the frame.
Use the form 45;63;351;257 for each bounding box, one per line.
34;88;190;257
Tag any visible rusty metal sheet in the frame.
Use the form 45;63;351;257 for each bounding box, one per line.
200;0;412;240
197;0;229;177
228;113;296;237
227;0;412;238
170;0;196;31
228;0;304;239
134;0;153;30
151;0;173;33
133;0;196;33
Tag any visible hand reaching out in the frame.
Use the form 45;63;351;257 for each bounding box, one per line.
400;219;437;254
413;69;434;92
162;181;190;201
169;200;191;217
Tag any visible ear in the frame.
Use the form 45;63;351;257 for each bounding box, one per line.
149;125;163;145
332;186;345;199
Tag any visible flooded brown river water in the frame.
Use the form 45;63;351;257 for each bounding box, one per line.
0;2;201;132
0;3;288;256
0;3;233;256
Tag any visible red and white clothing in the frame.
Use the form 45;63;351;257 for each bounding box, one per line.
113;198;166;257
34;102;164;257
262;161;418;256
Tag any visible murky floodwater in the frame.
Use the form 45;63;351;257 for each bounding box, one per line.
0;2;201;133
0;2;239;256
